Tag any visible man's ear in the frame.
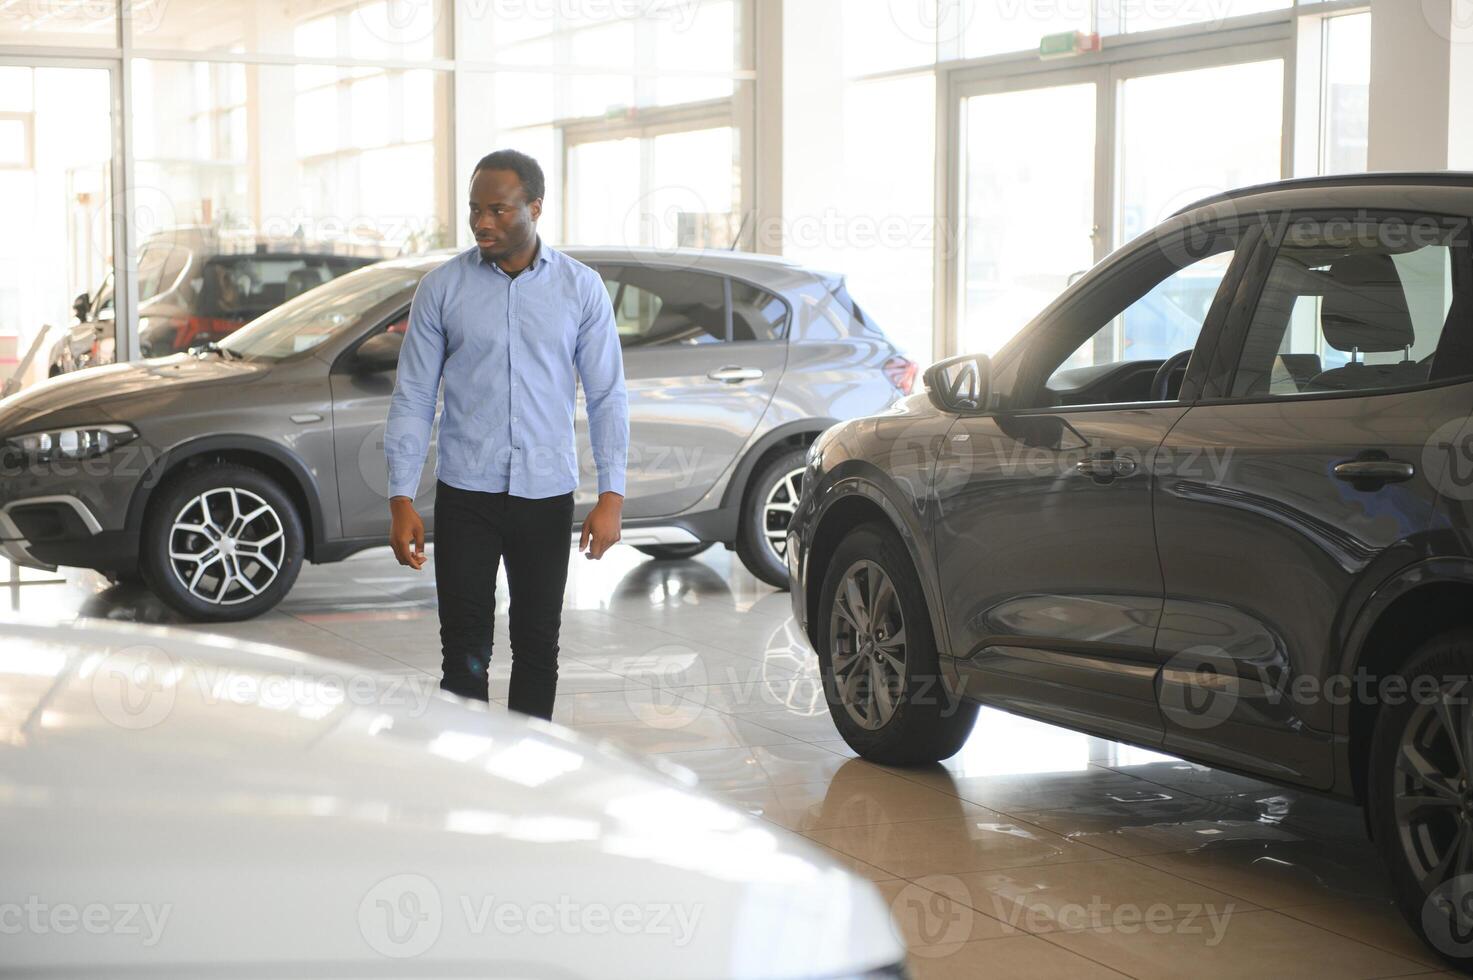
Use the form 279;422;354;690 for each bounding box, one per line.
529;198;543;223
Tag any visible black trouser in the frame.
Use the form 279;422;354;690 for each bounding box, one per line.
433;480;574;720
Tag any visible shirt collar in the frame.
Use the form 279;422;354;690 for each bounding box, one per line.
476;235;551;275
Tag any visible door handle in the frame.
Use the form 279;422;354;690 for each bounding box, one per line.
1075;452;1136;482
707;366;764;383
1333;457;1415;488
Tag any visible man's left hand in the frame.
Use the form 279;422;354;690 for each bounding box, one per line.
579;492;623;560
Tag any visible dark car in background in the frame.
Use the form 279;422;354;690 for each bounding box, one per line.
48;227;393;375
1;246;913;620
787;172;1473;966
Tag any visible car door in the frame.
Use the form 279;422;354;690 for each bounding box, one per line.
936;221;1257;745
1153;210;1473;788
576;264;785;521
330;306;440;539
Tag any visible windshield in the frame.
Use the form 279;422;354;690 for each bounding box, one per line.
218;265;423;362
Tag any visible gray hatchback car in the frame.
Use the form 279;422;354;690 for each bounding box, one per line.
0;246;913;621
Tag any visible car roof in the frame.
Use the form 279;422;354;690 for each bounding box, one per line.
371;245;838;290
143;225;399;259
1174;171;1473;216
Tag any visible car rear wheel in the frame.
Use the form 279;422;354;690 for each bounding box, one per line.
140;463;304;622
815;522;977;766
1369;628;1473;970
635;543;712;561
736;446;807;589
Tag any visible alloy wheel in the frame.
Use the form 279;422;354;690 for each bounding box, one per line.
828;559;906;730
168;487;286;605
1394;684;1473;890
762;465;806;565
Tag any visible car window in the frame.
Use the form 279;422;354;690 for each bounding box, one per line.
1228;215;1473;399
730;281;789;341
219;265;421;362
1010;224;1246;409
196;255;362;319
599;266;727;348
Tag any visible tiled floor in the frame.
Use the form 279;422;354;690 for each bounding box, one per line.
0;547;1458;978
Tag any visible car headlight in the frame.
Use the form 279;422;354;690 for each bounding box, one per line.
3;422;139;463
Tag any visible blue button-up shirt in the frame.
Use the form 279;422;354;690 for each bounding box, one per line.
385;240;628;501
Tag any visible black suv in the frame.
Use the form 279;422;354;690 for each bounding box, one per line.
789;173;1473;964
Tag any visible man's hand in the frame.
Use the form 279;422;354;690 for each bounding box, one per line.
389;496;427;570
579;492;623;560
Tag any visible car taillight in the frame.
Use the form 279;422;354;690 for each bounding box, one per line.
883;356;917;395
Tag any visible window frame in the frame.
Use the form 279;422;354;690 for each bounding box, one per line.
1202;207;1473;407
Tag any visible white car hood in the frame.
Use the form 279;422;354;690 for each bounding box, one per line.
0;621;901;979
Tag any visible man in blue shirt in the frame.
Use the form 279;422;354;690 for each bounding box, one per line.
384;149;629;720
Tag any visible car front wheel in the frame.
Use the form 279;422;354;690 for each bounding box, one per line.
1369;627;1473;970
140;463;304;622
815;522;977;766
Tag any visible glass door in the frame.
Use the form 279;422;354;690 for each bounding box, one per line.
952;44;1287;358
957;70;1103;356
0;61;117;395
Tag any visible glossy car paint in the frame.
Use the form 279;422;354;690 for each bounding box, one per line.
0;248;905;576
0;620;903;978
789;175;1473;804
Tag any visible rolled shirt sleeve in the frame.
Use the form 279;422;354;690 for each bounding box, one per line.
385;274;446;500
574;275;629;497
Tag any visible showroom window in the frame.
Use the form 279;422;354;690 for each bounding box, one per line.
455;0;754;252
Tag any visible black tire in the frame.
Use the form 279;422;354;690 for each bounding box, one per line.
635;542;712;561
736;446;807;589
1368;627;1473;971
140;463;305;622
814;522;978;766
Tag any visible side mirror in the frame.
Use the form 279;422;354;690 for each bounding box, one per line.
923;353;992;413
72;293;90;321
354;331;403;373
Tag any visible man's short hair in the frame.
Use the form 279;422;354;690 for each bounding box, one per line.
471;149;545;203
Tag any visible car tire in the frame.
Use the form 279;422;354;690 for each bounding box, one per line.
636;543;712;561
140;463;305;622
815;521;978;766
1369;627;1473;971
736;446;807;589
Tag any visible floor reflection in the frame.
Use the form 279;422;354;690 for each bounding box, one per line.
0;545;1425;978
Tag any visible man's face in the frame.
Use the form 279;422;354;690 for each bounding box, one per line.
468;168;542;262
